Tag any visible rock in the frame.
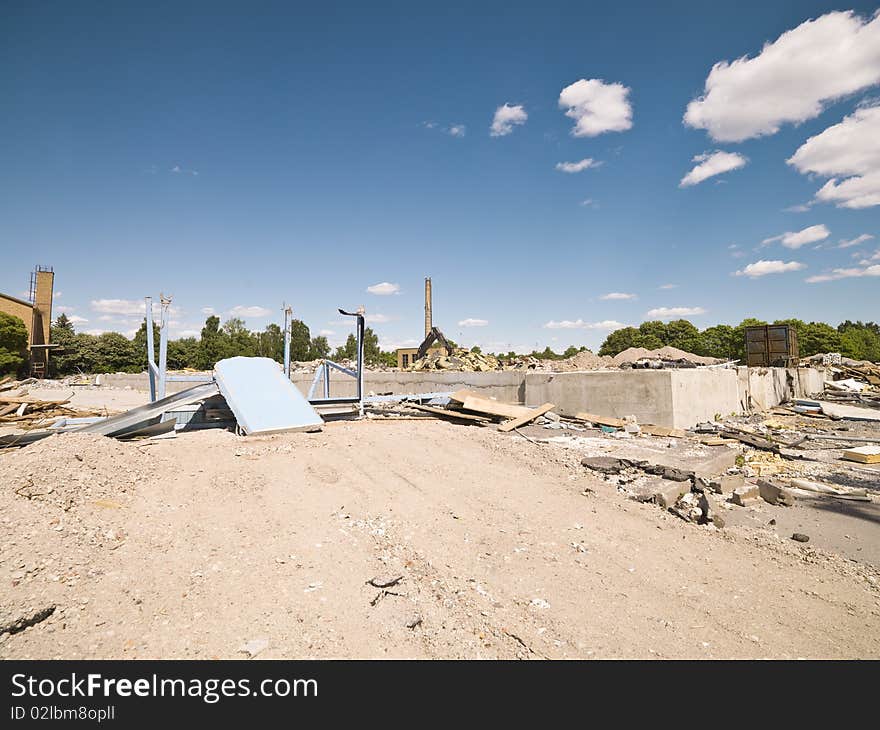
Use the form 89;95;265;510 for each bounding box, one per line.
698;492;723;527
652;479;691;509
705;474;744;495
731;484;760;507
239;637;269;658
757;479;796;507
580;457;633;474
792;533;810;543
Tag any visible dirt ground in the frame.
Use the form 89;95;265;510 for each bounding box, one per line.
1;412;879;659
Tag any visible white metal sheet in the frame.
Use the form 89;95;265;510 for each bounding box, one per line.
214;357;323;435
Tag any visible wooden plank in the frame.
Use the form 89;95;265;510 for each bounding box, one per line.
449;389;483;404
460;395;532;420
498;402;556;433
573;412;626;428
0;403;18;417
641;424;686;438
0;394;72;406
406;403;489;423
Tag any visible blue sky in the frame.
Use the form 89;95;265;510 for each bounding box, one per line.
1;1;879;353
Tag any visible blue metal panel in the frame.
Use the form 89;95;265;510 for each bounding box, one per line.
214;357;324;435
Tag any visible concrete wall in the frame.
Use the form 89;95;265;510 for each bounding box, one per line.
98;365;826;429
525;370;676;425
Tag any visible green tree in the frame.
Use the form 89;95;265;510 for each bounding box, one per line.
638;320;668;344
0;312;28;375
562;345;580;358
598;327;642;356
664;319;702;353
256;323;285;362
698;324;737;359
132;318;161;370
290;319;311;361
799;321;842;357
222;317;257;357
50;314;80;376
92;332;139;373
363;327;382;365
167;337;199;369
196;316;229;369
308;336;330;360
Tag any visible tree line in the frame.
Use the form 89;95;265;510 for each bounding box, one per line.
596;318;880;362
39;314;398;376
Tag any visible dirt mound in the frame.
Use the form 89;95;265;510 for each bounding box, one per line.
613;346;720;366
551;349;615;371
0;433;159;512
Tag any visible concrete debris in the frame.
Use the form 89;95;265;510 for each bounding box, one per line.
239;637;270;658
757;479;796;506
791;533;810;543
731;484;761;507
651;479;691;509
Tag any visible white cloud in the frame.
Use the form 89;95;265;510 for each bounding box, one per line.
171;164;198;176
762;224;830;249
599;292;637;300
68;315;89;324
644;306;707;319
543;319;626;330
366;282;400;296
783;203;813;213
679;151;747;187
228;305;271;318
836;233;874;249
490;104;528;137
447;124;466;138
54;305;76;314
735;259;806;278
176;329;200;338
579;198;597;208
318;329;335;337
201;306;216;315
365;313;391;324
555;158;600;173
53;291;62;299
458;318;488;327
90;299;146;316
659;283;678;290
806;264;880;283
684;10;880;142
559;78;633;137
787;103;880;209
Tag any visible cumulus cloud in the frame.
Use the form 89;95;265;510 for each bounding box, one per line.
559;79;633;137
318;329;335;337
447;124;466;138
543;319;626;330
787;103;880;209
762;224;830;249
54;305;75;314
171;164;199;176
735;260;806;278
228;305;271;318
555;158;600;173
838;233;874;248
684;10;880;142
659;283;678;290
458;318;489;327
679;151;747;187
90;299;147;316
365;313;391;324
806;264;880;283
490;104;528;137
68;315;89;324
366;282;400;296
599;292;636;300
644;306;707;319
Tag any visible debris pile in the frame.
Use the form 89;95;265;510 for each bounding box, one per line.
0;378;108;430
613;346;723;368
547;349;614;371
409;348;502;372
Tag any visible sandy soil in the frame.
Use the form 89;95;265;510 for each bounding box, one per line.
1;419;878;660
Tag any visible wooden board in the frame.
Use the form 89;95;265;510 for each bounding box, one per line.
497;402;556;433
449;389;483;404
406;403;489;423
641;424;686;438
460;395;532;420
573;412;626;428
0;394;71;406
842;445;880;464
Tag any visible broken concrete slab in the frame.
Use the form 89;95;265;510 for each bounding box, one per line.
731;484;761;507
757;479;796;507
652;479;692;509
580;456;638;474
702;474;745;495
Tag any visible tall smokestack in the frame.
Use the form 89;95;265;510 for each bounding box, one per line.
424;277;432;337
